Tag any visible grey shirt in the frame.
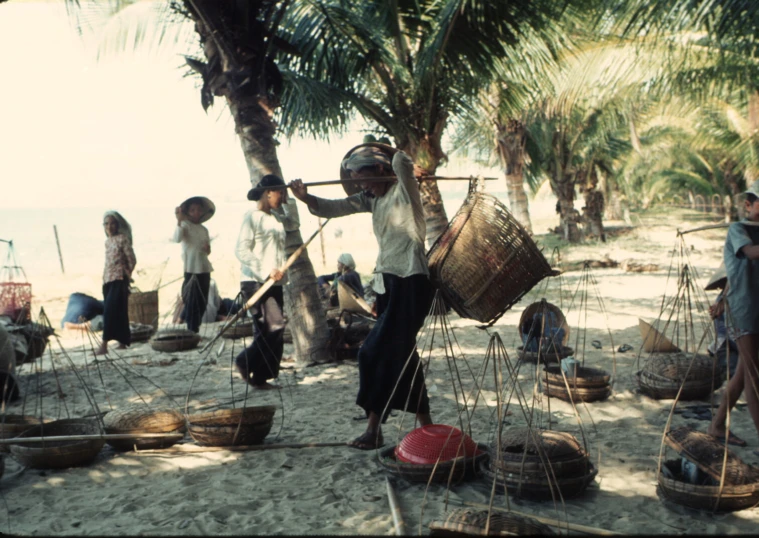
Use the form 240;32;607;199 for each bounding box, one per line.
307;151;428;292
724;220;759;332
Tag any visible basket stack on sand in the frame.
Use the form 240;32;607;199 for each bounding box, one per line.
220;320;254;340
129;322;155;343
429;508;555;536
658;427;759;512
8;418;105;469
637;352;721;400
480;428;596;500
103;405;186;451
186;406;276;447
0;415;45;453
542;365;611;403
150;328;201;352
379;424;486;484
128;289;158;329
516;302;573;363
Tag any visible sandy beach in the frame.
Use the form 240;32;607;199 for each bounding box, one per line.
2;205;759;536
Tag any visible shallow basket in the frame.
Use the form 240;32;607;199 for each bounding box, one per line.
427;183;555;326
638;353;720;400
480;459;597;501
150;329;201;352
658;459;759;512
129;323;155;343
0;415;45;453
186;406;276;447
129;290;159;329
221;320;254;340
9;418;105;469
516;346;574;364
488;429;590;479
543;383;612;403
103;405;186;451
379;444;487;485
429;508;556;536
543;366;610;388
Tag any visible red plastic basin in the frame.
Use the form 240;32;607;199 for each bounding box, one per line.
394;424;479;465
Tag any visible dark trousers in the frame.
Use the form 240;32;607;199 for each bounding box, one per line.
235;281;285;385
356;273;433;419
102;279;131;346
181;272;211;333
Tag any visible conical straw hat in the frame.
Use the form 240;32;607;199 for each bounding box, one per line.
639;318;680;353
704;262;727;291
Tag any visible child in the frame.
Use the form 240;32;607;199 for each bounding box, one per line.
173;196;215;334
708;180;759;447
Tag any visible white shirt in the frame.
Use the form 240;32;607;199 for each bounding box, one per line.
235;197;300;285
172;221;213;274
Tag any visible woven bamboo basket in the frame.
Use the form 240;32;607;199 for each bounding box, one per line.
9;418;105;469
220;320;254;339
129;290;159;329
429;508;556;536
658;459;759;512
517;345;574;364
103;405;186;451
339;143;402;196
487;429;590;478
379;444;488;485
0;415;46;453
543;366;610;387
129;323;154;343
480;459;597;501
638;353;720;400
543;383;612;403
149;329;201;352
186;406;276;447
427;183;555;326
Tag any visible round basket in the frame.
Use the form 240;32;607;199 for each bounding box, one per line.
129;323;155;343
480;459;597;501
543;383;612;403
395;425;480;465
149;329;201;352
379;444;488;485
638;353;720;400
220;320;254;340
543;366;610;387
9;418;105;469
339;143;400;196
103;405;186;451
0;415;46;453
186;406;276;447
519;302;570;345
427;185;555;326
658;459;759;512
488;429;590;479
429;508;556;536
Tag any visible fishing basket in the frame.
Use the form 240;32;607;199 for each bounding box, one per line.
220;320;254;339
429;508;556;536
542;366;612;403
186;406;276;447
129;323;154;343
394;424;481;465
487;428;591;479
149;329;201;352
103;405;186;451
0;415;46;453
339;143;402;196
479;459;597;501
379;444;488;485
638;352;720;400
9;418;105;469
427;181;555;326
128;289;159;329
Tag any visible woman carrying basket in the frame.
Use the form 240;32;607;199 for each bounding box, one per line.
289;145;434;450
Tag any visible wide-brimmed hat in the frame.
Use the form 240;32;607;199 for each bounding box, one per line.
247;174;286;201
180;196;216;223
704;262;727;291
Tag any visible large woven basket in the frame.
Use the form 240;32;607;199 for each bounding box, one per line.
129;290;159;329
638;353;720;400
543;383;612;403
543;366;612;403
379;444;488;485
9;418;105;469
0;415;45;453
339;143;402;196
220;320;254;340
150;329;201;352
186;406;276;447
129;323;154;343
427;182;555;326
487;429;590;479
103;405;186;451
480;459;597;501
429;508;556;536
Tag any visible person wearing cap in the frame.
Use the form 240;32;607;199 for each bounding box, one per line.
289;146;433;450
234;174;299;390
173;196;215;334
708;179;759;448
705;263;738;378
317;252;364;305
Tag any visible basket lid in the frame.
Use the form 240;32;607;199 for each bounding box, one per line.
494;428;584;460
395;424;479;465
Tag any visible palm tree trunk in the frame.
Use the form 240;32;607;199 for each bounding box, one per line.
496;119;532;232
402;139;449;248
554;178;581;243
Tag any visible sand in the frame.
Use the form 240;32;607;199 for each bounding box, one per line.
2;206;759;536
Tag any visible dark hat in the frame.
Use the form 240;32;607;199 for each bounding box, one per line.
180;196;216;223
247;174;286;201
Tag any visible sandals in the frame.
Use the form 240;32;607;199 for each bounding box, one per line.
617;343;634;353
349;431;384;451
711;431;748;447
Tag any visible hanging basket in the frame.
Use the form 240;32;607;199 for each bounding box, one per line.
543;383;612;403
0;282;32;322
638;353;720;400
0;415;46;453
103;405;186;451
186;406;276;447
379;444;488;485
128;289;159;329
427;182;555;326
220;320;254;340
429;508;556;536
149;329;201;353
129;323;155;343
8;418;105;469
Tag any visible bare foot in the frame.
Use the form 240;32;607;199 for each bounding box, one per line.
252;382;281;391
95;344;108;356
349;430;384;450
116;344;128;350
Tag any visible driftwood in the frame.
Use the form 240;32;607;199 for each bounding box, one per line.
560;257;619;273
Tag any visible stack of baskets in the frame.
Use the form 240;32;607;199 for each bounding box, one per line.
220;320;254;340
543;365;611;403
637;352;721;400
8;418;105;469
186;406;275;447
429;508;555;536
379;425;486;484
150;329;201;352
658;427;759;512
481;428;596;500
103;405;186;451
427;181;556;327
516;302;573;363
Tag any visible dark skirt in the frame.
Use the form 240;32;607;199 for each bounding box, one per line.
102;279;131;346
356;273;433;419
181;272;211;333
234;281;285;385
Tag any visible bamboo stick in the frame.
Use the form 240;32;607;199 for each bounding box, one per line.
124;441;348;454
385;477;406;536
678;221;759;235
447;500;622;536
0;432;185;445
53;225;65;274
200;220;330;353
263;175;496;190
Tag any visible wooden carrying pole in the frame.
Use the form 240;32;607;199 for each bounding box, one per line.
264;175;497;190
679;221;759;235
0;432;185;445
385;477;406;536
53;225;65;274
200;219;330;353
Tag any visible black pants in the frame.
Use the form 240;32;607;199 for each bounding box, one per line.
235;281;285;385
102;279;131;346
181;272;211;333
356;273;433;419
